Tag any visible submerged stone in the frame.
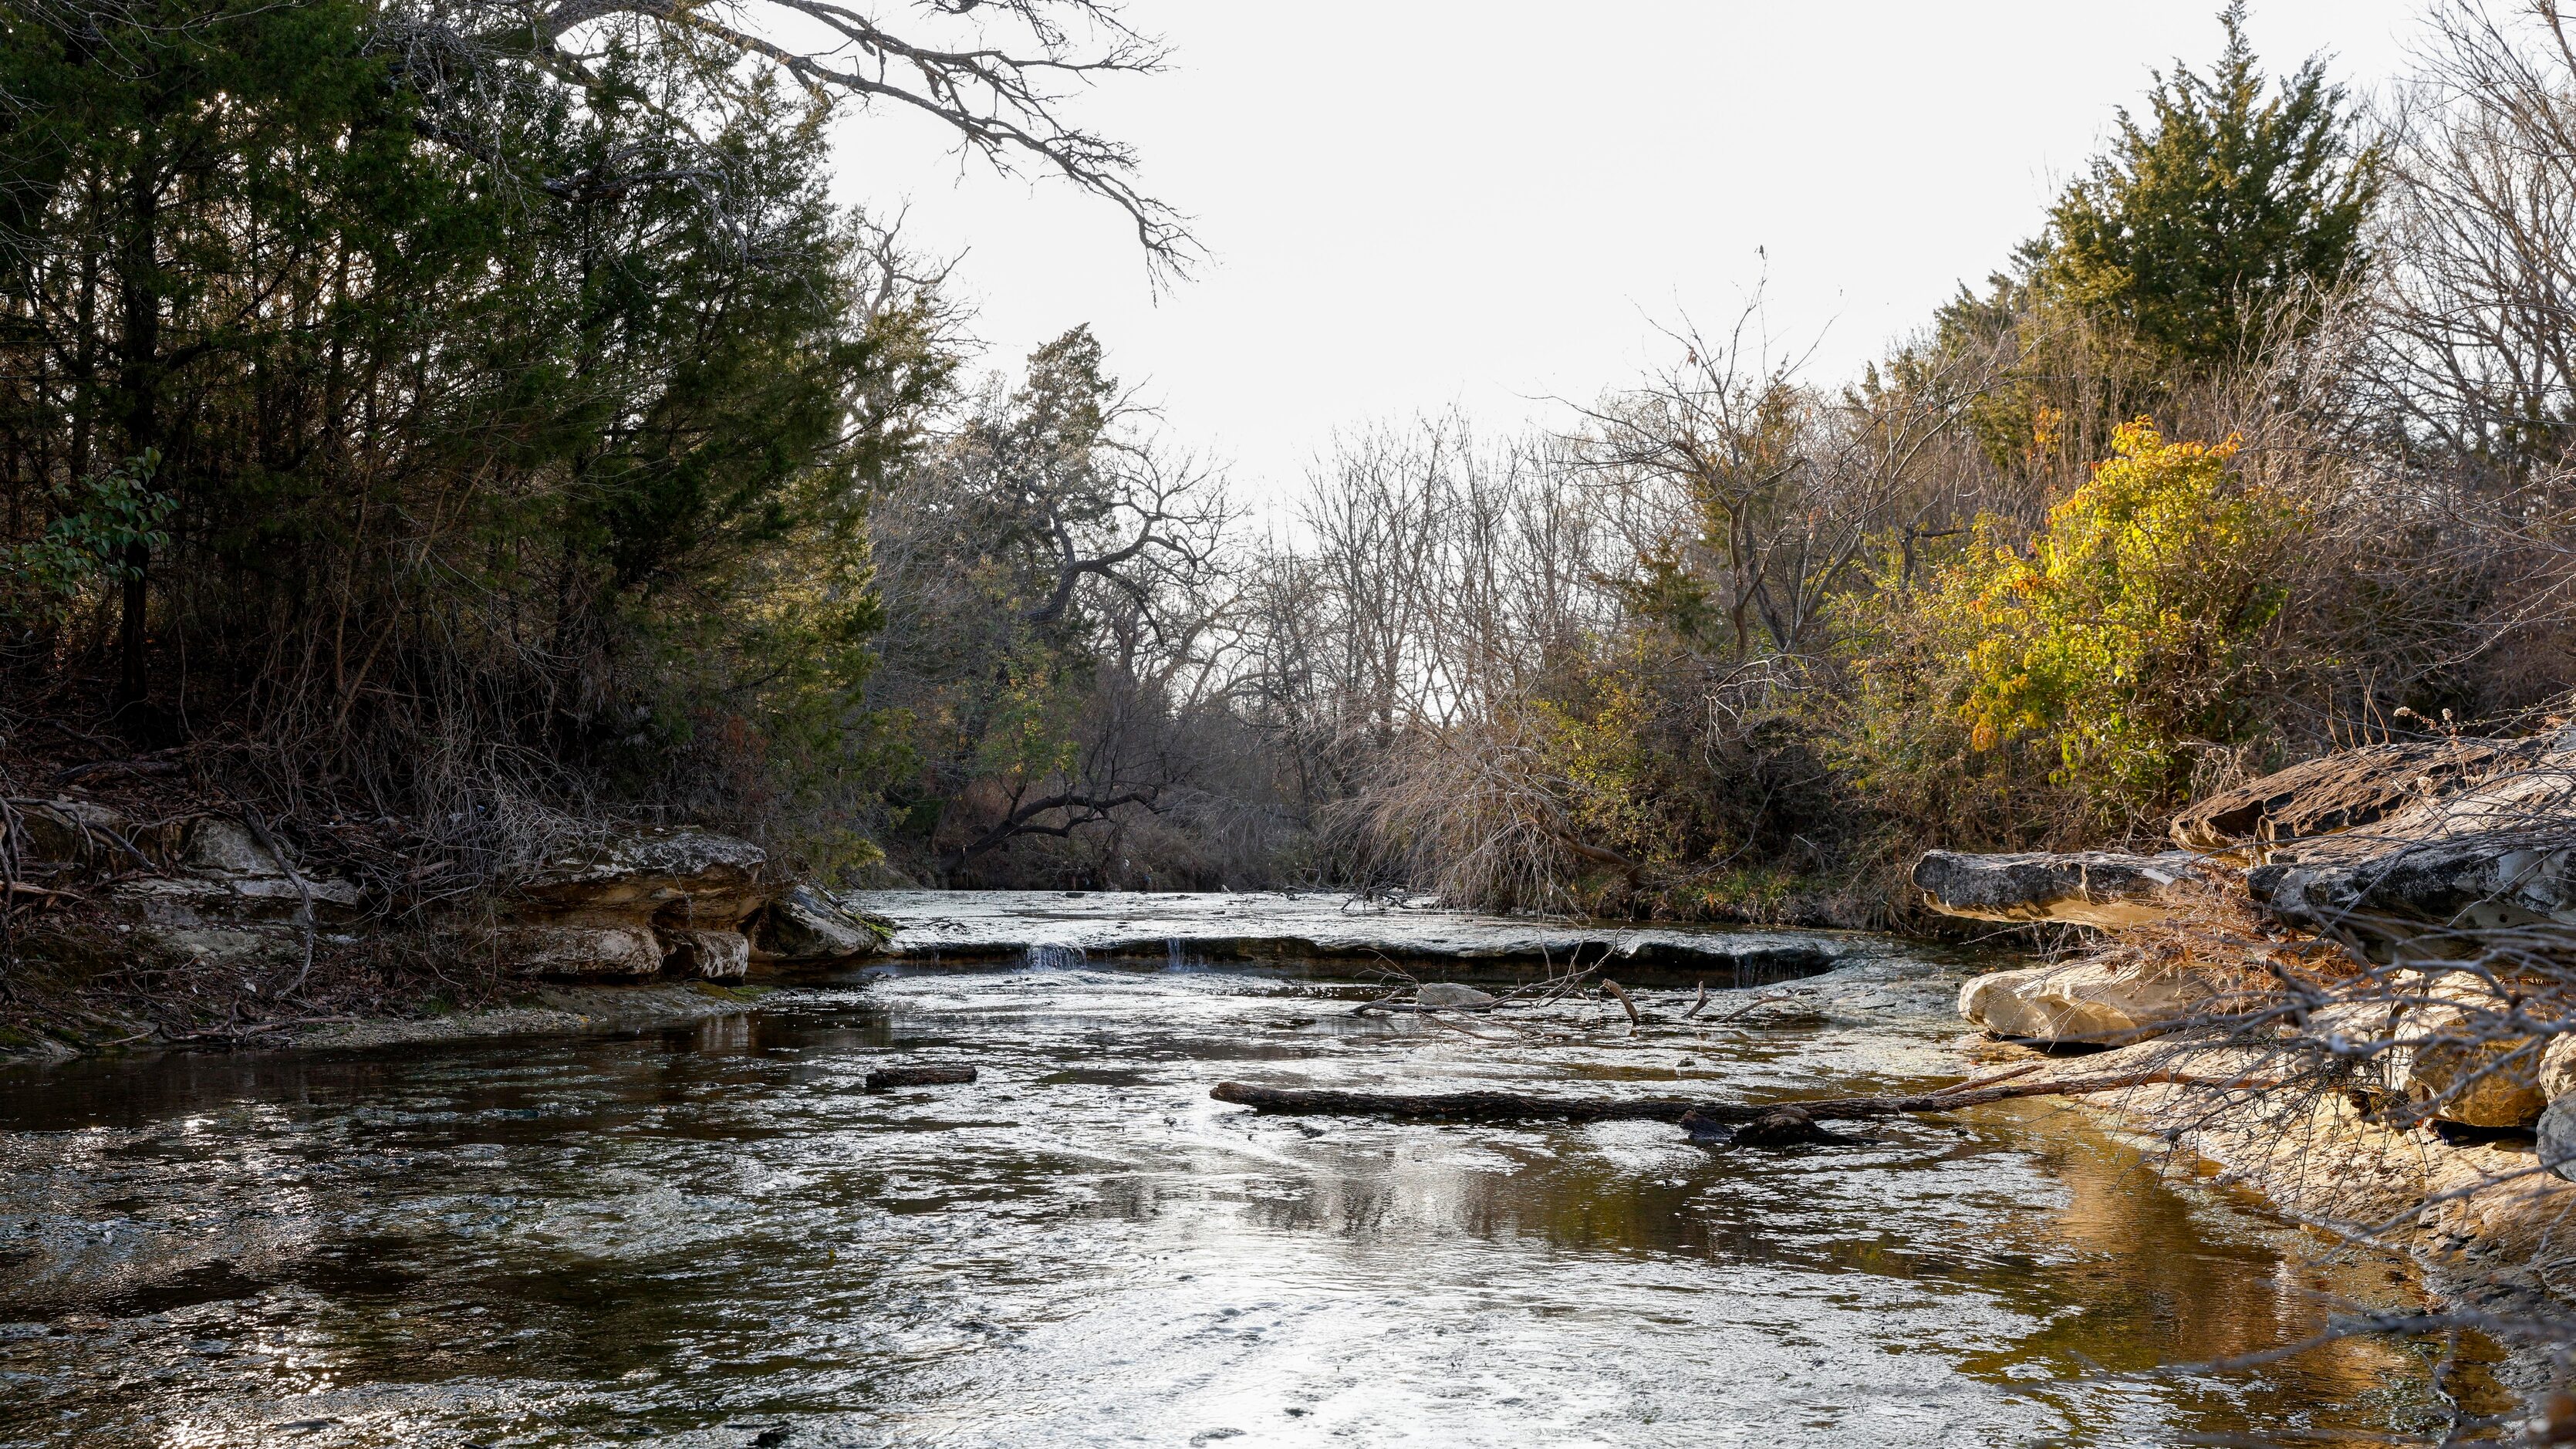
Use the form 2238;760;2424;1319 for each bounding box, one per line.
1415;982;1497;1008
1678;1103;1861;1148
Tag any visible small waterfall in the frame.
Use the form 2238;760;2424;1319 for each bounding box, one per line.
1025;943;1088;971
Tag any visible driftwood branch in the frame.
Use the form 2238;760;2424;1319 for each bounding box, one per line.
1209;1069;2257;1126
1600;978;1641;1025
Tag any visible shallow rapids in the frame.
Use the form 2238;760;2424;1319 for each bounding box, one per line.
0;931;2512;1447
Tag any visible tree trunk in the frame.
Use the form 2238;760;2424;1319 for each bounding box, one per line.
116;546;148;708
112;158;161;714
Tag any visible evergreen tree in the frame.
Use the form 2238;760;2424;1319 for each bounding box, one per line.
2046;2;2378;365
0;0;954;868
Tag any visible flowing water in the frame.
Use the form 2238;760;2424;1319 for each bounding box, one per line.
0;904;2517;1447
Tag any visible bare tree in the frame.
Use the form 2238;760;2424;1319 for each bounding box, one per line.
1574;305;1992;666
374;0;1191;269
2366;0;2576;478
864;326;1240;881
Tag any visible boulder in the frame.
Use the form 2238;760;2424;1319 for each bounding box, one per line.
9;797;150;873
2400;1015;2549;1128
2329;974;2557;1128
662;927;751;980
105;816;363;927
2172;738;2541;853
1416;982;1497;1008
1958;960;2209;1044
2542;1034;2576;1103
184;816;283;876
751;885;886;963
1913;849;2214;928
498;826;776;979
2541;1097;2576;1181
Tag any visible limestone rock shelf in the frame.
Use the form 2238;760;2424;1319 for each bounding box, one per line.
1912;849;2213;928
2;802;888;987
843;888;1866;985
1919;730;2576;1144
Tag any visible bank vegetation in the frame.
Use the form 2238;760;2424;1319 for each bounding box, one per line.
11;0;2576;936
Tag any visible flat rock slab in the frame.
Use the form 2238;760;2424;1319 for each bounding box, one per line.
2247;754;2576;957
843;890;1866;984
2172;738;2541;852
1913;850;2213;927
516;826;768;920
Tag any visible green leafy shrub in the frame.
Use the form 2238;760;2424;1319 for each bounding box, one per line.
1846;421;2308;829
2;454;170;624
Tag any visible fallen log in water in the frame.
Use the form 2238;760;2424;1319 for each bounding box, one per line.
1213;1083;1696;1123
866;1065;978;1090
1209;1068;2253;1126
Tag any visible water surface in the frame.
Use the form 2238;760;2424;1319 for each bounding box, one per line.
0;929;2508;1447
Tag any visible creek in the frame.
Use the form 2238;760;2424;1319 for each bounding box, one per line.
0;894;2514;1446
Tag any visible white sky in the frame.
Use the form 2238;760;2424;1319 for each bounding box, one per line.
832;1;2425;506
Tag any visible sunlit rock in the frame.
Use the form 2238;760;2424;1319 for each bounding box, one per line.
2248;752;2576;959
2172;738;2540;853
2541;1034;2576;1103
2399;1015;2547;1129
2539;1097;2576;1181
1913;849;2213;928
2350;974;2551;1129
1956;960;2207;1044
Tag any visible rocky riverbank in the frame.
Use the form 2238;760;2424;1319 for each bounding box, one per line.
0;788;1893;1066
849;888;1865;981
1914;731;2576;1349
0;788;893;1063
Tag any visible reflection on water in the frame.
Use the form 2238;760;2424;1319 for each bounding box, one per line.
0;953;2513;1447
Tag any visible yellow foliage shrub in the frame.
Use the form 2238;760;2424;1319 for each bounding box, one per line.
1852;421;2308;825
